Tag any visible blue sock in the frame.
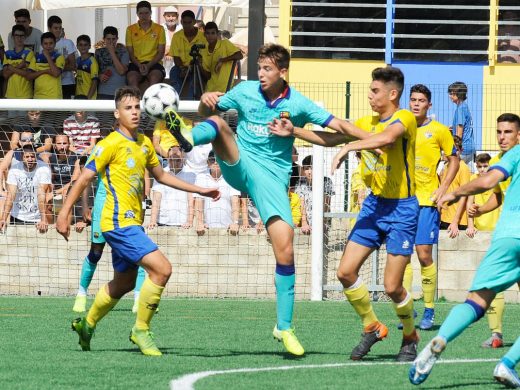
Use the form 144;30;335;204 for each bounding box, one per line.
275;264;295;331
438;300;484;342
78;256;97;295
193;119;218;145
503;336;520;367
134;267;146;294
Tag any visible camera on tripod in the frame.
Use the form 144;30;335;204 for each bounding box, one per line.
189;43;205;61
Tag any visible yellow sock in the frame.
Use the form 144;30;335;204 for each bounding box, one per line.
403;263;413;293
421;263;437;309
86;285;119;328
344;282;378;328
487;292;505;334
135;277;164;331
394;292;415;336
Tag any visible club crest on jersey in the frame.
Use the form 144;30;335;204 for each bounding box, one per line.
141;146;149;155
124;210;135;219
425;132;433;139
280;111;291;119
94;146;104;157
126;158;136;168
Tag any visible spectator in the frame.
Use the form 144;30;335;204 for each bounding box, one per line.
7;8;42;54
439;135;471;237
48;134;80;203
448;81;474;165
0;34;4;70
498;10;520;63
162;6;182;77
349;151;368;228
0;145;51;233
291;146;301;185
63;104;101;155
200;22;242;93
3;24;35;100
47;15;76;99
27;32;64;99
240;194;264;233
95;26;129;100
466;153;500;238
0;131;37;188
125;0;166;91
288;173;302;227
10;111;56;154
147;147;196;229
75;35;99;100
195;20;205;32
194;151;241;236
220;30;232;40
169;10;207;97
152;119;180;161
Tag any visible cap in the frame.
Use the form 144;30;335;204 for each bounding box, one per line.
163;6;178;14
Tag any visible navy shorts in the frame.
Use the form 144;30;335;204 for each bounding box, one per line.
128;62;166;78
415;206;440;245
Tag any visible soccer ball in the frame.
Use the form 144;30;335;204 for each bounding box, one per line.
142;83;179;120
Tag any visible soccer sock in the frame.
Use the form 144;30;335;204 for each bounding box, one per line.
86;285;119;328
487;292;505;334
438;300;485;342
275;263;295;331
343;278;379;329
78;250;102;295
403;263;413;294
394;292;415;336
134;267;146;295
135;277;164;331
192;119;218;146
421;263;437;309
502;336;520;367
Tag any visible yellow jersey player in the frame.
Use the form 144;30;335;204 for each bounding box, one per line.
56;86;219;356
28;31;64;99
3;24;35;99
403;84;459;331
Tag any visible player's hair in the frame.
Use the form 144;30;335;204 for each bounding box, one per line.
204;22;218;33
103;26;118;38
14;9;30;19
448;81;468;101
12;24;26;36
182;10;196;20
40;31;56;44
372;66;404;99
76;34;91;45
497;112;520;128
47;15;62;29
410;84;431;102
475;153;491;164
136;1;151;12
302;155;313;167
453;135;463;152
258;43;290;70
114;86;141;106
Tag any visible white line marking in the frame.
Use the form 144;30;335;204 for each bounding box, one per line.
169;358;497;390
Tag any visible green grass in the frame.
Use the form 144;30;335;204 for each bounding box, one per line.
0;297;518;389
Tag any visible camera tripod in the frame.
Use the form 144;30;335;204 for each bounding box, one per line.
180;55;205;100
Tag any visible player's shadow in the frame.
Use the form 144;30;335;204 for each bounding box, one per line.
159;347;332;359
418;380;497;389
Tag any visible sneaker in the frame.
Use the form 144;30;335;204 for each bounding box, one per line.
482;332;504;348
396;331;419;362
494;361;520;388
409;336;446;385
129;326;162;356
350;322;389;360
164;108;194;152
72;295;87;313
272;326;305;356
71;317;95;351
398;309;417;330
419;308;435;330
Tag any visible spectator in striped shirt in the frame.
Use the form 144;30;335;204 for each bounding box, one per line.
62;98;101;156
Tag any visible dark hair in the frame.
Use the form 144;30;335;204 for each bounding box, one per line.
497;112;520;128
74;95;88;100
103;26;118;38
258;43;290;70
410;84;431;102
136;1;152;12
182;10;196;20
453;135;463;151
14;9;30;19
208;150;216;160
41;31;56;44
12;24;26;36
448;81;468;101
47;15;62;29
76;34;91;45
372;66;405;99
114;86;141;106
204;21;218;33
22;144;36;153
302;155;313;167
475;153;491;164
221;30;231;39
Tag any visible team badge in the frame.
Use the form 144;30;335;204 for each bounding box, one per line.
124;210;136;219
94;146;104;157
126;158;136;168
280;111;291;119
94;232;100;238
425;132;433;139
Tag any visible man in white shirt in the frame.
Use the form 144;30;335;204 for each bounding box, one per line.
162;6;182;77
0;145;51;233
48;15;77;98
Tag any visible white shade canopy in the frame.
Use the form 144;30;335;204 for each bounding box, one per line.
31;0;249;10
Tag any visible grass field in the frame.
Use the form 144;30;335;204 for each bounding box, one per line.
1;297;518;389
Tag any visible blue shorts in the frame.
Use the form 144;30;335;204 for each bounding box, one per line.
470;238;520;293
216;148;293;227
415;206;440;245
349;193;419;256
91;196;106;244
102;226;158;272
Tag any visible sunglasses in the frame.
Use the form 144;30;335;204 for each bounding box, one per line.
20;138;33;142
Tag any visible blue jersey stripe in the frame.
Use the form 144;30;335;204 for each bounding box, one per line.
105;165;119;229
402;138;412;197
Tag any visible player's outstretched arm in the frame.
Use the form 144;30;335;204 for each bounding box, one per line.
474;190;502;216
151;165;221;200
268;118;348;146
327;118;372;142
199;92;224;117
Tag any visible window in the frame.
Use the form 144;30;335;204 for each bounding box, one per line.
497;1;520;63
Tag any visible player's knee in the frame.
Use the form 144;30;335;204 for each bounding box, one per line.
336;268;356;285
383;281;402;299
87;249;103;264
209;115;228;132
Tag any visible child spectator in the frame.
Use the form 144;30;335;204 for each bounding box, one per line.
75;35;99;100
47;15;76;99
28;32;64;99
63;104;101;155
3;24;35;99
448;81;474;165
289;173;302;227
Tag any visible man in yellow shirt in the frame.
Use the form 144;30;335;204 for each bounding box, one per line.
3;24;35;99
125;1;166;91
28;32;64;99
200;22;242;93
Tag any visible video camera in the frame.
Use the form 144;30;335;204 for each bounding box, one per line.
189;43;206;60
